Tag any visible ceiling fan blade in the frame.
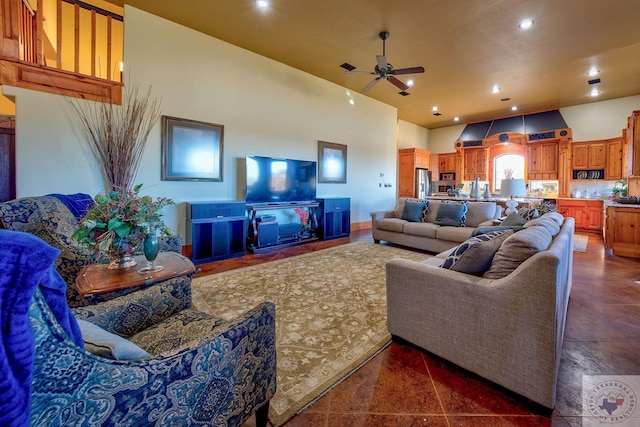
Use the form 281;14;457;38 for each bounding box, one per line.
387;76;409;90
376;55;388;72
392;66;425;75
362;77;382;92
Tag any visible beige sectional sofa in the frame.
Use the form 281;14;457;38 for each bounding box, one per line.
385;212;574;409
371;197;503;253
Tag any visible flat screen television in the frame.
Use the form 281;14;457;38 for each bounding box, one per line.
245;155;317;204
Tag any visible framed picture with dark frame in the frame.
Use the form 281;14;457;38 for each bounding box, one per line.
318;141;347;183
161;116;224;181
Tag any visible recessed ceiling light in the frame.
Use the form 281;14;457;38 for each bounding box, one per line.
587;68;600;77
491;85;501;94
519;19;534;30
349;99;355;105
454;117;460;122
432;106;438;112
256;0;269;9
407;79;414;86
589;88;600;97
511;106;518;111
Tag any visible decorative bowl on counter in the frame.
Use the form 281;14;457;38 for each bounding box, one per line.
612;196;640;204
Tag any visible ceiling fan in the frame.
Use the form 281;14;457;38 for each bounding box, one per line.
343;31;425;93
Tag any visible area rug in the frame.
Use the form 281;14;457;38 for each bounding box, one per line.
191;242;429;426
574;234;589;252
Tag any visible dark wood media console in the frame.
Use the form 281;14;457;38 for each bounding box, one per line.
246;201;320;253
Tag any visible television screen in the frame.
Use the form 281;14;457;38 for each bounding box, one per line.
246;155;317;204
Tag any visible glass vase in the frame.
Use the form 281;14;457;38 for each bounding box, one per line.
138;227;164;274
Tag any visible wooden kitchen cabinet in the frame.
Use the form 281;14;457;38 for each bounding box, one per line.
572;142;606;170
398;148;431;198
628;111;640;177
463;148;486;181
605;204;640;258
438;152;456;173
605;138;623;180
528;142;558;180
556;199;603;233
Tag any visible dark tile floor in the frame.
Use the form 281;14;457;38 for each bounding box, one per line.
202;230;640;427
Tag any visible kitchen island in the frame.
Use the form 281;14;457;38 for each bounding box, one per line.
604;200;640;258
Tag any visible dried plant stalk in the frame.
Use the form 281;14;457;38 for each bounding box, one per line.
70;83;161;191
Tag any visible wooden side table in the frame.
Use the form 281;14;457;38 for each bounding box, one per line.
76;252;196;299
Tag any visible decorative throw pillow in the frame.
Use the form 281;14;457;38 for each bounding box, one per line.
440;229;514;275
401;200;429;222
77;319;151;360
433;202;466;227
523;214;561;237
501;212;528;227
518;207;539;221
440;200;469;225
483;226;553;279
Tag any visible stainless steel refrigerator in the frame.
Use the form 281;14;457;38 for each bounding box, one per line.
415;168;432;198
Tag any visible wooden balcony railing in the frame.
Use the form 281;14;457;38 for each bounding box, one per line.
0;0;123;103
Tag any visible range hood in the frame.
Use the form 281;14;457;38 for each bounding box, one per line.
457;110;569;142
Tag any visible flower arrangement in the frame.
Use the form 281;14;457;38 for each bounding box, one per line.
294;208;310;230
73;184;174;264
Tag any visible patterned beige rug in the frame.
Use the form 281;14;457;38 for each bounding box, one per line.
191;242;429;426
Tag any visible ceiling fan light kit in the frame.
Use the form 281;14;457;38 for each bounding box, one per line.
343;31;425;94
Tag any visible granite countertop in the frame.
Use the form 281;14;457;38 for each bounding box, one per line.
604;199;640;208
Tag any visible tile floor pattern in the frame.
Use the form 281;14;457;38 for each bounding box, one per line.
195;231;640;427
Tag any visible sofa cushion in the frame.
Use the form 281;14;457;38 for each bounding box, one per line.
483;226;553;279
424;200;442;223
77;319;151;360
472;225;524;237
434;202;466;227
401;200;429;222
440;229;514;275
435;226;475;243
403;221;439;238
523;214;561;237
375;218;407;233
501;212;528;226
465;202;498;227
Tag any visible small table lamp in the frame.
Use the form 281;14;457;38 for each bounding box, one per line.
500;178;527;215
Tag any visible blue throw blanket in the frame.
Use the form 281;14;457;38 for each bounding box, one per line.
47;193;94;220
0;229;84;427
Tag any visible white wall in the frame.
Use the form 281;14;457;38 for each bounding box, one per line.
6;6;400;238
560;95;640;141
429;95;640;150
397;119;429;149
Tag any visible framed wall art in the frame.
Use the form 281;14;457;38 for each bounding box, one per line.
161;116;224;181
318;141;347;183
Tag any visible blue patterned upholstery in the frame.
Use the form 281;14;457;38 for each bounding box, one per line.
29;279;276;426
0;195;183;307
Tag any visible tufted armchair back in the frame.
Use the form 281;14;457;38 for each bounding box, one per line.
0;194;183;307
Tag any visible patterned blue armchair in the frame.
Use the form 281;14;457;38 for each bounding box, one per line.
0;194;183;307
1;229;276;427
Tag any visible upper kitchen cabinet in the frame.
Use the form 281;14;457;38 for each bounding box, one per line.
605;137;624;180
628;111;640;177
572;142;606;170
528;142;559;180
438;153;457;173
462;148;487;181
